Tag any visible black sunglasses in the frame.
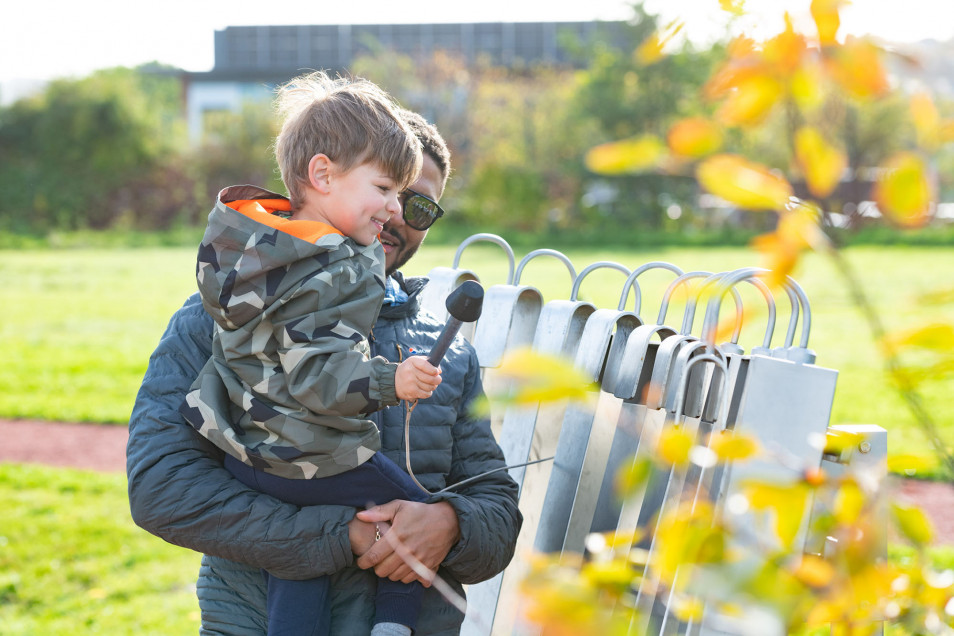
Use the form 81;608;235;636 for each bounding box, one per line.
402;188;445;231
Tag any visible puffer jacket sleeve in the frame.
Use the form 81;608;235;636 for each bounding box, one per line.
126;293;356;580
430;346;522;584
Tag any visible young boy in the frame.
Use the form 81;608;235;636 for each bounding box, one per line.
179;71;441;636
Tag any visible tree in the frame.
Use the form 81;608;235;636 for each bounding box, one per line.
570;5;723;230
186;100;282;224
0;66;186;232
516;1;954;633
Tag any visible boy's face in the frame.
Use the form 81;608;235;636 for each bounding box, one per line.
380;154;443;274
320;161;402;247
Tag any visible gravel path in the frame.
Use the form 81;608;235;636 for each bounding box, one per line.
3;418;954;545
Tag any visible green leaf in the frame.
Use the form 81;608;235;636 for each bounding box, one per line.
891;503;934;547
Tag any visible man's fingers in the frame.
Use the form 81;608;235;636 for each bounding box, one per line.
355;539;393;569
356;501;400;524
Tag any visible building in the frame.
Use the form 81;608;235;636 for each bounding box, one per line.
183;21;628;141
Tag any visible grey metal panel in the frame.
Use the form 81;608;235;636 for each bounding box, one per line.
534;310;641;554
695;354;838;636
471;298;596;635
471;285;543;369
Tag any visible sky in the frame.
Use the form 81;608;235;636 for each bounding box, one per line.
1;0;952;88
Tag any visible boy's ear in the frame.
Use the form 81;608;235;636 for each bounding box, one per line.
308;154;334;193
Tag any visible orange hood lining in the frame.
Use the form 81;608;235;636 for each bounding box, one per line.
227;199;343;244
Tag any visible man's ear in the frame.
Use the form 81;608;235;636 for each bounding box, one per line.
308;154;334;193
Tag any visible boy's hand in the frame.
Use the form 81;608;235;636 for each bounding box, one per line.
395;356;441;400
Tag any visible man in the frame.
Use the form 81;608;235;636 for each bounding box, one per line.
127;110;522;635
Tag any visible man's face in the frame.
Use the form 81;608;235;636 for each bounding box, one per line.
379;154;443;275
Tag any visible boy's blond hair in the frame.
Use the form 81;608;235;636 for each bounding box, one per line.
274;71;422;209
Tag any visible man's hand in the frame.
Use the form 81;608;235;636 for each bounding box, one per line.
353;500;460;586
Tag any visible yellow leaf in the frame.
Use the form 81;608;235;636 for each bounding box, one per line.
811;0;848;46
657;425;695;467
806;599;842;624
826;36;889;98
790;62;825;111
491;347;597;406
742;480;810;548
667;117;724;158
602;528;645;551
751;196;827;286
752;232;801;288
795;126;847;198
793;554;836;588
653;501;720;585
824;428;864;455
727;35;757;60
872;152;934;228
833;478;865;525
585;135;667;175
697;154;793;210
709;431;760;461
672;596;705;621
763;13;807;76
719;0;746;17
636;20;684;66
636;33;666;66
887;453;935;475
891;503;934;547
777;198;827;250
885;323;954;353
615;456;653;498
583;559;639;592
911;92;941;150
716;72;784;126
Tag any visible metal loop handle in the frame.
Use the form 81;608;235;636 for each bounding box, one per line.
670;351;730;428
661;272;744;344
687;273;778;349
569;261;631;302
513;249;577;288
680;273;730;336
785;275;812;349
779;282;799;349
452;233;516;285
700;268;811;350
657;271;712;326
700;267;765;346
746;276;778;350
617;261;684;314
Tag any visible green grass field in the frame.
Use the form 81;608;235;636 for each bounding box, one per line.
0;463;200;634
2;460;952;636
1;242;951;472
0;240;952;632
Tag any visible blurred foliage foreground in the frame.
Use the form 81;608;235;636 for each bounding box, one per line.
489;351;951;635
498;1;954;634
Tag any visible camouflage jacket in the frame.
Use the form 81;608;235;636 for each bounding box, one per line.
180;185;397;479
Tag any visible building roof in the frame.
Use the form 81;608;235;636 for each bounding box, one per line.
185;21;629;81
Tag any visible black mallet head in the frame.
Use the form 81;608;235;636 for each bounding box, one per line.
445;280;484;322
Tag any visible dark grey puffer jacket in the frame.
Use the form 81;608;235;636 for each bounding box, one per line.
127;273;522;635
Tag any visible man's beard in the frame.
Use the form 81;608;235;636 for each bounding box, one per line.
386;240;420;275
381;227;422;275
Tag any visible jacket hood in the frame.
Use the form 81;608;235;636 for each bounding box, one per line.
197;185;383;329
